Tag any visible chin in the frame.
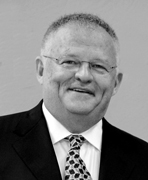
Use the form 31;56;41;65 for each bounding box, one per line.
68;108;92;115
65;103;95;115
62;96;101;115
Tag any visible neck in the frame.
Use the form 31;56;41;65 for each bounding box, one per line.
43;97;107;133
45;105;104;134
62;114;102;133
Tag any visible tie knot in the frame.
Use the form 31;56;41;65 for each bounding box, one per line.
67;135;85;149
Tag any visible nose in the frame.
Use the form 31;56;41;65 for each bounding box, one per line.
75;63;93;83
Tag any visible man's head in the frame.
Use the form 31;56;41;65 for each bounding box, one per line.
41;13;120;63
36;13;123;133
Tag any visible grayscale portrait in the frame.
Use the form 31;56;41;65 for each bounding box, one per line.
0;1;148;180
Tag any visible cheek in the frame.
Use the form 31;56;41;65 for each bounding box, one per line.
51;71;73;87
95;76;115;95
45;65;74;89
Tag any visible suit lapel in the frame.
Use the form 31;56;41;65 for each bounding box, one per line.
99;119;135;180
12;101;137;180
13;101;62;180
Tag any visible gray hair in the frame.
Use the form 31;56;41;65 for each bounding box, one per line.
41;13;120;64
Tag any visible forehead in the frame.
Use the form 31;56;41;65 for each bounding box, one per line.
44;24;116;62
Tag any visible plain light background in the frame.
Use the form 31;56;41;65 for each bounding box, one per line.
0;0;148;141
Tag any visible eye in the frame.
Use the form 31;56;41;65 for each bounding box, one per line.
91;64;107;70
61;60;78;66
64;60;76;64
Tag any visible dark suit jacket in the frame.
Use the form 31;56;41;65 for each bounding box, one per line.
0;100;148;180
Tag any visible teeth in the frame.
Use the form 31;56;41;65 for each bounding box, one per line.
74;89;85;92
70;88;92;94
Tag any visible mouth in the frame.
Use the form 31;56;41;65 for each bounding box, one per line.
68;87;95;96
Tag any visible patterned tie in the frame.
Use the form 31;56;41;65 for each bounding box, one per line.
65;135;92;180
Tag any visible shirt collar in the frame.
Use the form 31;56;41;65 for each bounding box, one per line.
81;120;102;151
42;102;102;151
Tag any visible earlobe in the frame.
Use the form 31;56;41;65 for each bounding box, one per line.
36;56;44;84
112;72;123;96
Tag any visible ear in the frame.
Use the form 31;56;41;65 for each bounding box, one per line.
112;71;123;96
36;56;44;85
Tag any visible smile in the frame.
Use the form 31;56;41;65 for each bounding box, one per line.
68;88;95;96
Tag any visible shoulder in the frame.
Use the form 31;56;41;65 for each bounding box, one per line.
103;118;148;161
0;110;30;134
103;118;148;145
0;100;43;133
112;122;148;149
0;100;43;136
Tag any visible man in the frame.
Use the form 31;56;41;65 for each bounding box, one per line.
0;13;148;180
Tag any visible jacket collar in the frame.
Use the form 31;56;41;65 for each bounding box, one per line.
99;118;136;180
13;100;62;180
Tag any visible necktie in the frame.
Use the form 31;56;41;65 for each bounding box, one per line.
65;135;92;180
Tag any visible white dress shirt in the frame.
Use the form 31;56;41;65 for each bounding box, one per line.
42;103;102;180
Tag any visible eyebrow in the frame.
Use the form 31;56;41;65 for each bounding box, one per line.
62;52;110;64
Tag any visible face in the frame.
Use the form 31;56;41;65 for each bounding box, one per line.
36;24;122;118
